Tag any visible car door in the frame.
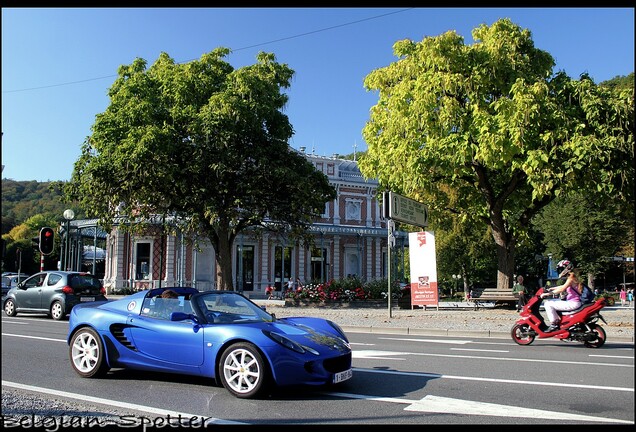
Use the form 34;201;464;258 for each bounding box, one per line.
14;273;47;310
41;273;63;309
127;297;204;366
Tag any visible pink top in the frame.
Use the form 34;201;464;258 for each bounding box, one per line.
565;286;581;302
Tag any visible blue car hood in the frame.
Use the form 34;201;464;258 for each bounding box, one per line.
267;316;350;352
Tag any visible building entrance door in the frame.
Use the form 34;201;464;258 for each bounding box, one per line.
235;245;254;291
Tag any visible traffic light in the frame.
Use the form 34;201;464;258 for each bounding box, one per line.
39;227;55;255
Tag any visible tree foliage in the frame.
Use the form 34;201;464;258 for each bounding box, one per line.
601;72;635;92
64;48;336;290
359;18;634;289
1;213;61;274
1;179;82;234
532;191;633;287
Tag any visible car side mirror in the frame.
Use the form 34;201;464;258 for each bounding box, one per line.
170;312;199;324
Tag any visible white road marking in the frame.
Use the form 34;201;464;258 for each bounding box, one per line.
405;395;633;423
323;392;632;423
2;333;65;342
1;320;31;325
450;348;509;353
379;337;472;344
589;354;633;359
4;331;632;369
1;316;66;323
353;350;408;360
354;348;633;368
353;367;634;392
1;381;243;425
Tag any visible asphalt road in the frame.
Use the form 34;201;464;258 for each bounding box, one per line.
2;313;634;425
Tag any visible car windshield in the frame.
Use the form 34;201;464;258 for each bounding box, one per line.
196;292;274;324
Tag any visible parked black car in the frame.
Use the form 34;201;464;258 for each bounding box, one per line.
3;271;107;320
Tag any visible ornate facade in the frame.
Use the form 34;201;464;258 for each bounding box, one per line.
101;152;390;295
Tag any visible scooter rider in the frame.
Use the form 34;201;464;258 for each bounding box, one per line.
540;264;582;332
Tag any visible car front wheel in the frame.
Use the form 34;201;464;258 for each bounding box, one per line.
50;301;66;320
69;327;109;378
4;299;17;317
219;342;269;398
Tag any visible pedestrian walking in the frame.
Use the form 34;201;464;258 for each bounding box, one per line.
512;275;527;312
627;289;633;307
620;287;627;307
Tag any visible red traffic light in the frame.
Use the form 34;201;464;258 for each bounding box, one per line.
39;227;55;255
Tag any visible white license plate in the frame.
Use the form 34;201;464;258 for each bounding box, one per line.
80;297;95;302
333;368;352;384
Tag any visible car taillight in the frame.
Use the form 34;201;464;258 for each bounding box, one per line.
100;287;106;295
62;286;74;294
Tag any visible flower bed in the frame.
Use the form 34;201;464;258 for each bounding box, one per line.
283;277;408;304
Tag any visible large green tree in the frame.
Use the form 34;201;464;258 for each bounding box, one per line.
359;18;633;290
65;48;336;290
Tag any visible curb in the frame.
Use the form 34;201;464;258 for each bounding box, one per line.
340;325;634;343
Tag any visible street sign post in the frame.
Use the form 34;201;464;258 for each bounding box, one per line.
385;191;428;228
383;192;429;317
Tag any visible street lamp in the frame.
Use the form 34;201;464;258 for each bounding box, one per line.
63;209;75;271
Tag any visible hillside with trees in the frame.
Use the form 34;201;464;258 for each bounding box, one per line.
1;179;82;233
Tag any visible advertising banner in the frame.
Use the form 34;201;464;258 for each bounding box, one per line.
409;231;438;307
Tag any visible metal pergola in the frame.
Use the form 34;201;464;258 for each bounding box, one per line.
59;219;108;273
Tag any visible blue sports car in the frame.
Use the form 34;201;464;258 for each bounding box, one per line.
67;287;352;398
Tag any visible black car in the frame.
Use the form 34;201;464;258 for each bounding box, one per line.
3;271;107;320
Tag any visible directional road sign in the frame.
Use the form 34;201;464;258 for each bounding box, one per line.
385;191;428;228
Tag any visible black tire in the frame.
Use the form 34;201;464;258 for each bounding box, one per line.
50;300;66;321
584;323;606;348
218;342;269;398
69;327;109;378
511;323;535;345
4;299;17;317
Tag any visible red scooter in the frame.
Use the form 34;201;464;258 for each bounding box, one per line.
511;287;607;348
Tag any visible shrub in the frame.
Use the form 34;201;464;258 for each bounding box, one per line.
284;277;406;302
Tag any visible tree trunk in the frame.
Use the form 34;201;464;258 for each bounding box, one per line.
214;229;234;291
491;217;515;290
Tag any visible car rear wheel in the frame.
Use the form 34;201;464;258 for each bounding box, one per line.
69;327;109;378
4;299;17;317
219;342;269;398
50;301;66;320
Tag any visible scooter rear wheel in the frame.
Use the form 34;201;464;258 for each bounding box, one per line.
511;323;535;345
584;323;606;348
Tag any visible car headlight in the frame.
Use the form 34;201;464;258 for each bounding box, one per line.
263;330;319;355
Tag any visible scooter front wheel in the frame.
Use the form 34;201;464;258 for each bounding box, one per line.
584;323;606;348
511;323;535;345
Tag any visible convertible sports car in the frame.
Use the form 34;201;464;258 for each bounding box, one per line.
67;287;352;398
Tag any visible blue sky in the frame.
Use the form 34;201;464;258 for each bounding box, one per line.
2;7;634;182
